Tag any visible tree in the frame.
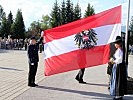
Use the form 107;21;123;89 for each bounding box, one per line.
66;0;74;23
7;11;13;25
129;16;133;31
30;21;41;35
25;28;34;39
0;5;6;25
0;16;9;38
11;9;25;39
7;11;13;35
61;0;66;25
73;3;81;21
25;20;42;39
50;0;61;28
129;16;133;45
40;15;51;30
0;5;6;37
84;3;95;18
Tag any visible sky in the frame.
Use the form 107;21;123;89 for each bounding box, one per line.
0;0;133;29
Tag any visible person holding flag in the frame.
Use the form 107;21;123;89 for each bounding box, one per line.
109;36;127;100
27;32;44;87
75;68;86;84
43;5;121;77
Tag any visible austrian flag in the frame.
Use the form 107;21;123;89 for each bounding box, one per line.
43;5;121;76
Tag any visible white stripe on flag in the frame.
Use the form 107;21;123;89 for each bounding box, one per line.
44;24;121;59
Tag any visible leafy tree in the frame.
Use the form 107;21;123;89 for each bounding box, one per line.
25;28;34;39
66;0;74;23
73;3;81;21
26;20;41;39
129;16;133;45
61;0;66;25
40;15;51;30
84;3;95;18
11;9;25;39
30;21;41;34
50;0;61;28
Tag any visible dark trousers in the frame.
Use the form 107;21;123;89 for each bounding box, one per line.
28;62;38;85
76;68;85;81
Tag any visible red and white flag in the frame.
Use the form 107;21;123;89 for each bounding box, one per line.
43;5;121;76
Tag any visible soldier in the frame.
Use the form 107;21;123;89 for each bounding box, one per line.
27;34;43;87
24;38;28;50
75;68;86;84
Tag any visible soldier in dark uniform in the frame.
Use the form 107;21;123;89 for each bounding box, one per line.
27;35;43;87
75;68;86;84
75;50;87;84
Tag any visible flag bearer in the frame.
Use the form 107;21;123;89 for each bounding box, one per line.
27;33;43;87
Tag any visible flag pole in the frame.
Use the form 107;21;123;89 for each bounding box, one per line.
77;0;79;4
125;0;130;76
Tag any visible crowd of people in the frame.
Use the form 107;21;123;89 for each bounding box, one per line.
129;45;133;55
0;37;43;52
0;37;27;50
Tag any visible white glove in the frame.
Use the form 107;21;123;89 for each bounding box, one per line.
31;63;34;65
41;31;44;37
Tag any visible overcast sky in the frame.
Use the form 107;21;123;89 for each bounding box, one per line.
0;0;133;29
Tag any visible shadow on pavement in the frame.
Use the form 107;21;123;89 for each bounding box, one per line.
36;85;112;100
86;82;108;87
0;67;24;71
36;86;133;100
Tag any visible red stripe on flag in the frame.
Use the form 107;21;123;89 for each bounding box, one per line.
44;44;110;76
44;5;121;43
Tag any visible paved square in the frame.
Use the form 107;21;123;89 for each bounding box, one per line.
0;50;133;100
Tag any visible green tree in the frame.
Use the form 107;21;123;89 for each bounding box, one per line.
0;5;6;37
11;9;25;39
40;15;51;30
0;17;9;38
84;3;95;18
61;0;66;25
25;28;34;39
7;11;13;25
50;0;61;28
129;16;133;31
0;5;6;24
7;11;13;35
26;20;41;39
129;16;133;45
66;0;74;23
73;3;81;21
30;21;41;34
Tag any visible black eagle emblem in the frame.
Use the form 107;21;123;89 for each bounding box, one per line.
74;29;98;49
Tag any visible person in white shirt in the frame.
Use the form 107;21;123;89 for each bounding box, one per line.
109;36;127;100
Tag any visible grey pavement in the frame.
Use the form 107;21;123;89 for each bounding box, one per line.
0;50;133;100
0;50;44;100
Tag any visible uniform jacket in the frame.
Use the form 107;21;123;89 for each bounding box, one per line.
28;37;43;63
